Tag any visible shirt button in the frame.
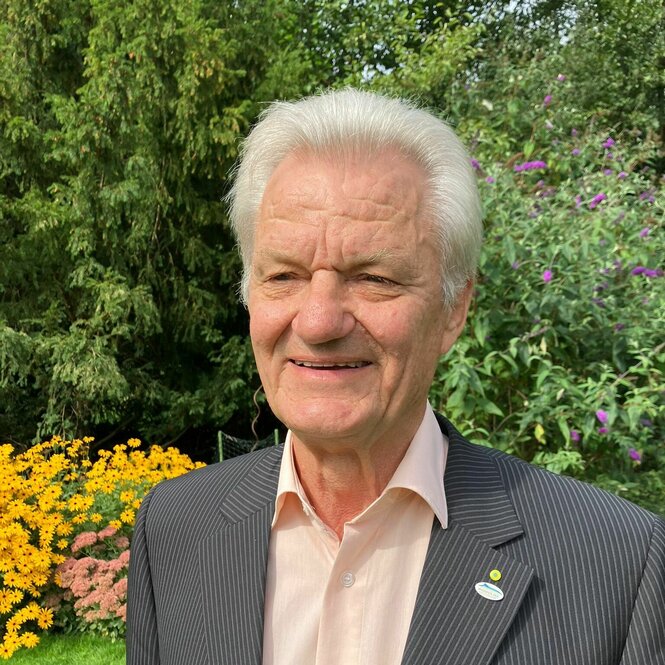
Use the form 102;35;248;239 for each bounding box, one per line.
341;571;355;587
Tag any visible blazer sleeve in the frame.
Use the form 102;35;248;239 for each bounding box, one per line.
126;489;161;665
619;515;665;664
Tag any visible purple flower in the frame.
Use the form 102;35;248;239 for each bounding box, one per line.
606;152;614;160
511;261;520;270
543;95;552;107
485;176;495;184
471;158;481;170
639;227;650;238
628;448;642;462
557;74;566;82
596;410;609;425
613;323;625;332
575;194;582;208
570;429;581;442
542;269;553;283
603;168;612;175
571;128;578;137
598;427;609;434
514;160;548;173
602;137;615;149
571;148;581;156
618;171;627;179
589;193;607;209
640;418;653;428
639;189;656;203
632;266;664;278
591;297;606;308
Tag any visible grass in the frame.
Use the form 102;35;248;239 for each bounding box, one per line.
9;634;125;664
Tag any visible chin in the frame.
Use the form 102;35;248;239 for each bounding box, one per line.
280;401;374;443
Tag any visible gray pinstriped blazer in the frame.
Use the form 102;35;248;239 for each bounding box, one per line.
126;415;665;664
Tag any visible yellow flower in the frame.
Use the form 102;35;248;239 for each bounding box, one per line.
36;607;53;630
109;519;122;529
120;509;135;524
90;513;103;523
0;640;17;660
19;631;39;648
56;523;73;536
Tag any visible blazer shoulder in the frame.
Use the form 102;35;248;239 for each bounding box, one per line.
438;412;661;533
145;445;283;517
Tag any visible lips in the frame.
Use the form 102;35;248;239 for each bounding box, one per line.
290;360;371;369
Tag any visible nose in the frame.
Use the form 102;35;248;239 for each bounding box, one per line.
291;271;354;344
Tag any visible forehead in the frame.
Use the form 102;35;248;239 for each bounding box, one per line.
261;149;427;224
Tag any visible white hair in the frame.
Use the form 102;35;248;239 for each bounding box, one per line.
227;88;483;309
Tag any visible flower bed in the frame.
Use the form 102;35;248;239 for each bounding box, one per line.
0;437;204;659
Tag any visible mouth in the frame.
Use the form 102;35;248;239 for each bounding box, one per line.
290;360;371;370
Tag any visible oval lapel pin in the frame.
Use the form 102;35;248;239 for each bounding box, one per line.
475;582;504;601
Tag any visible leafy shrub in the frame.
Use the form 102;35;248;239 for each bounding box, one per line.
427;71;664;513
0;437;204;659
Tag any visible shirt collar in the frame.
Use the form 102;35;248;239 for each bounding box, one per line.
272;403;448;529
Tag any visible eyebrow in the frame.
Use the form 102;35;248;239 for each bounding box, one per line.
254;247;398;266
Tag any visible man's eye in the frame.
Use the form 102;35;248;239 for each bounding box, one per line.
361;274;395;285
269;273;293;282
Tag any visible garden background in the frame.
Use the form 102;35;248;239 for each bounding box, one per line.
1;0;663;660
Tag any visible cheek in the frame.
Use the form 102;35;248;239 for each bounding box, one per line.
357;304;416;350
249;301;294;351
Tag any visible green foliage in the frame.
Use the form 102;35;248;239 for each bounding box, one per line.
0;0;306;444
429;78;663;510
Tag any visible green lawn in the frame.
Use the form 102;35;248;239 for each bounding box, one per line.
10;634;124;664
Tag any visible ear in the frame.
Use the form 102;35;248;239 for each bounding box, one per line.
439;280;474;355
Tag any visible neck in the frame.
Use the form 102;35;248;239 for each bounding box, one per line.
291;435;410;539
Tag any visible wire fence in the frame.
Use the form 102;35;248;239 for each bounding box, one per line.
216;430;281;462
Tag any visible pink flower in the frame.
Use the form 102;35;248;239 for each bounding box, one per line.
113;578;128;597
598;427;609;434
71;531;98;553
542;270;553;283
97;526;117;540
543;95;552;107
628;448;642;462
596;410;609;424
570;430;581;443
589;193;607;209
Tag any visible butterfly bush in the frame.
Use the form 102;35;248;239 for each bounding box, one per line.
0;436;204;658
430;69;664;514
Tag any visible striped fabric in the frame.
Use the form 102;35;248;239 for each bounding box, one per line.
126;415;665;664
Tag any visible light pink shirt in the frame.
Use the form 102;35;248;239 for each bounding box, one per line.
262;405;448;665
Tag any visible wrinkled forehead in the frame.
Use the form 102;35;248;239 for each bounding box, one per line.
265;150;427;220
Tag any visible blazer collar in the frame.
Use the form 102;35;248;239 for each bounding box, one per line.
401;414;534;665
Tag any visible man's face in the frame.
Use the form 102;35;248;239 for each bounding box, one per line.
247;149;470;452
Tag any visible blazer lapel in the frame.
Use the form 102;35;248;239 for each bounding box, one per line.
402;417;534;665
198;447;282;665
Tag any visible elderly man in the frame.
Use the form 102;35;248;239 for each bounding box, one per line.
127;89;665;665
